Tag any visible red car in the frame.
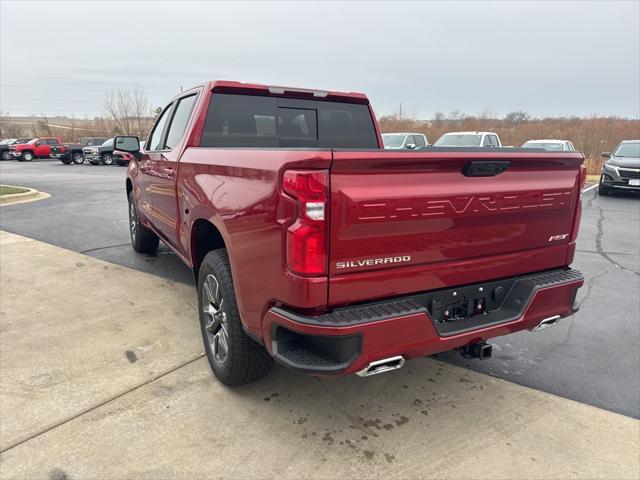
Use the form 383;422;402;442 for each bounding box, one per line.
10;136;62;161
116;81;585;386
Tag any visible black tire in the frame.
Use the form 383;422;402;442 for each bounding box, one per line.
72;152;85;164
1;151;10;161
22;151;34;162
117;160;128;167
598;175;611;195
102;153;113;165
128;192;159;253
61;158;72;165
198;249;274;386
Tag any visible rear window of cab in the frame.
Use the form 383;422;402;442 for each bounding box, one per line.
201;93;378;149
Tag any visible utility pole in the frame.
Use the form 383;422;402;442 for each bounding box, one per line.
399;103;403;119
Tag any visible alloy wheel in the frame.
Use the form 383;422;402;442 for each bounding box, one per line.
202;274;229;364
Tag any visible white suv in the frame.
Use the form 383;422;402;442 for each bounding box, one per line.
522;139;575;151
382;133;428;150
434;131;502;148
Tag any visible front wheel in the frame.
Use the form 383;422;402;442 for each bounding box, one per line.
198;249;274;386
598;175;611;195
1;151;10;161
22;152;34;162
102;153;113;165
72;153;85;164
128;192;159;253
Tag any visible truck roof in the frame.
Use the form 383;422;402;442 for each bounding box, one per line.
179;80;369;104
525;139;569;143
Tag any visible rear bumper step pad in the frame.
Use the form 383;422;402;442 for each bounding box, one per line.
271;268;583;336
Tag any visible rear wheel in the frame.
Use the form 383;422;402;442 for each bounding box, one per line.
72;152;85;164
101;153;113;166
128;192;159;253
1;151;10;161
22;151;34;162
61;157;72;165
198;249;274;386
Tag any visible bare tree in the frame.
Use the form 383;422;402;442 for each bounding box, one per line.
104;87;152;137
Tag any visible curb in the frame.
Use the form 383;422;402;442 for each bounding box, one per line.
0;185;49;206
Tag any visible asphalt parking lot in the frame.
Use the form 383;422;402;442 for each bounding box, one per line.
0;159;639;478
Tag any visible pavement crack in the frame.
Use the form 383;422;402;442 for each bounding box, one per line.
80;243;131;254
590;198;639;277
577;269;610;310
0;353;205;454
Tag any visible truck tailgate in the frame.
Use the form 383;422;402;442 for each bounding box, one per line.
328;150;584;305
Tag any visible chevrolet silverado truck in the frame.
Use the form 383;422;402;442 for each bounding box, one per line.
116;81;586;386
10;136;62;161
52;137;107;164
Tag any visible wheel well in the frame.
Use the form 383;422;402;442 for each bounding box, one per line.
192;219;226;278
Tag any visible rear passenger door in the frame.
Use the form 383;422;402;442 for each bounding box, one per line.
151;93;198;249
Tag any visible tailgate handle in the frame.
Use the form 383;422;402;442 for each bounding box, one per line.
463;160;510;177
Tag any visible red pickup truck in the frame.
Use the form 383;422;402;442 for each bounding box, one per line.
116;81;585;386
10;136;62;161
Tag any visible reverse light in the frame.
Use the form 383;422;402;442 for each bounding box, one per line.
282;170;328;276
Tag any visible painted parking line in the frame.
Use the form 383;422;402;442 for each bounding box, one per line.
583;183;598;193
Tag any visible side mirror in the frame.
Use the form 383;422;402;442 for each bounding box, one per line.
405;143;416;150
35;141;41;146
601;152;611;158
114;136;140;154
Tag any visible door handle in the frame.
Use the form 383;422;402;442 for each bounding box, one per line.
163;167;175;177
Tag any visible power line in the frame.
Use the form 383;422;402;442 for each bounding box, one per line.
1;96;104;103
0;83;177;95
0;72;179;87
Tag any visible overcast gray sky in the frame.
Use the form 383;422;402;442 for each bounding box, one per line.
1;0;639;119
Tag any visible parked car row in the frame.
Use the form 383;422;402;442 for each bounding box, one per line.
0;136;140;166
381;131;577;151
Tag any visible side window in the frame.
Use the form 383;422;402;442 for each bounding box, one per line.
414;135;426;147
165;94;198;150
148;104;173;151
483;135;491;147
489;135;498;147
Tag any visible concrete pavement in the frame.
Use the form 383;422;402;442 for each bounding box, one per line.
1;231;638;479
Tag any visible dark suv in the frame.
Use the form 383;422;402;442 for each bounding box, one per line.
599;140;640;195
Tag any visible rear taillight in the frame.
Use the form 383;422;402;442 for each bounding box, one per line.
282;170;328;276
60;146;66;153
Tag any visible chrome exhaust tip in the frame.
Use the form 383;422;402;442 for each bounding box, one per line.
356;356;405;377
532;315;561;332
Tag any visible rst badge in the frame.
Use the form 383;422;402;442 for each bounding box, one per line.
549;234;569;241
